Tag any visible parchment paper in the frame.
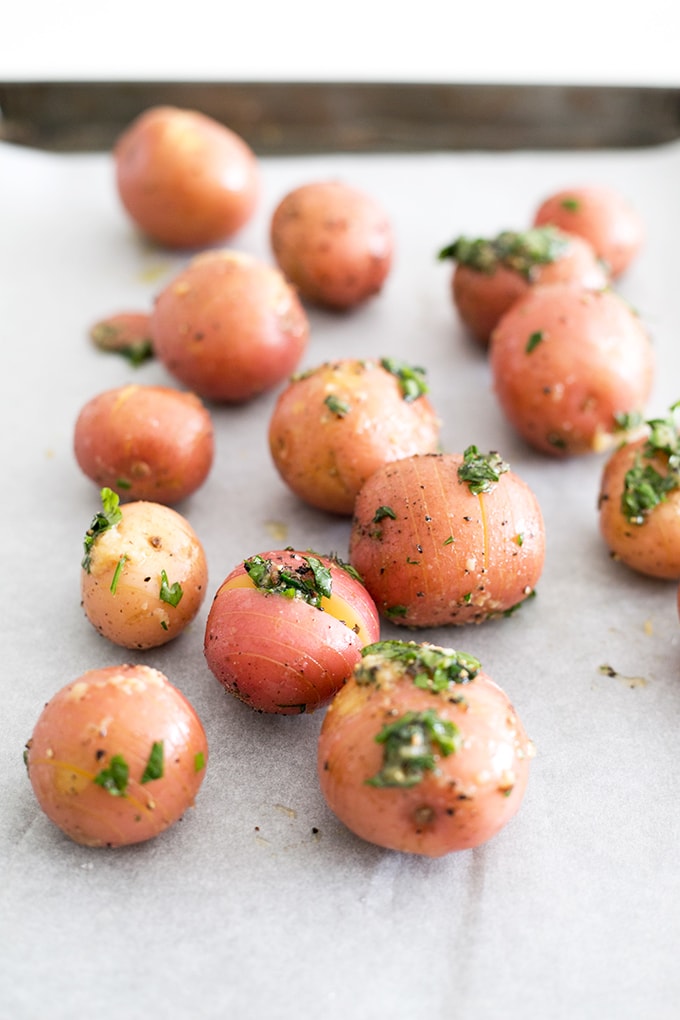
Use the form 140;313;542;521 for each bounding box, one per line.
2;134;679;1020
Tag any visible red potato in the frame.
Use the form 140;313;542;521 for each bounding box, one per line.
270;180;394;309
150;250;309;403
438;227;608;346
533;185;644;278
268;358;441;515
204;549;380;714
598;407;680;578
114;105;260;249
25;664;208;848
349;449;545;627
489;284;654;457
74;384;214;505
318;640;534;856
81;489;208;649
89;311;154;365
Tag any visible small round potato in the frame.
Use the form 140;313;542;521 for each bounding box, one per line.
439;227;608;346
74;384;214;504
598;410;680;578
533;185;644;278
81;489;208;649
25;664;208;847
114;105;260;249
318;640;534;856
489;284;654;456
150;250;309;403
349;449;545;627
270;179;394;309
268;358;441;514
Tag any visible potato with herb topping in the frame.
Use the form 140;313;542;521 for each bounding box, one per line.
598;404;680;578
268;358;441;515
81;488;207;649
349;449;545;627
25;664;208;847
318;640;534;856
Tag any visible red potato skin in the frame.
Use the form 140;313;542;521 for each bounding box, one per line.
114;105;260;249
270;180;394;309
204;550;380;714
81;501;208;649
452;233;608;346
25;664;208;848
349;453;545;627
533;186;644;278
74;384;214;504
489;284;654;457
318;667;532;856
598;438;680;579
150;250;309;403
268;359;441;514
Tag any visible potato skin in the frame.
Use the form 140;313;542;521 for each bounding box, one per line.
451;232;607;346
81;500;208;649
204;549;380;714
349;452;545;627
268;359;441;514
270;180;394;309
150;250;309;403
74;384;214;504
489;284;654;457
114;105;260;249
598;438;680;578
533;185;643;278
25;664;208;848
318;649;533;856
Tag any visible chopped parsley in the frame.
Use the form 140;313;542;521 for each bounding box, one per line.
366;709;461;788
458;445;509;495
141;741;164;783
373;505;397;523
82;488;122;572
194;751;206;773
244;553;332;608
324;393;351;417
93;754;129;797
560;196;581;212
159;570;183;607
110;555;127;594
380;358;429;401
358;640;480;691
621;403;680;524
437;226;569;280
384;604;408;619
526;330;544;353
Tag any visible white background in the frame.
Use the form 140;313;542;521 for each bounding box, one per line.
3;0;679;86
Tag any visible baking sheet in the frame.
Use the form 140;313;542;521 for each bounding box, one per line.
2;129;680;1020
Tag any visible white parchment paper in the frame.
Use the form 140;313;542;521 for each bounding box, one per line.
1;135;679;1020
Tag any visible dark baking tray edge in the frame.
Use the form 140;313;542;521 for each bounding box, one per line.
1;81;679;154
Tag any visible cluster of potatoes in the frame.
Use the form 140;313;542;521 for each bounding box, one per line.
25;104;679;858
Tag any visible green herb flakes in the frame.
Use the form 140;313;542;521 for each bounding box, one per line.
159;570;183;607
244;553;332;608
621;403;680;524
526;330;544;354
110;555;127;594
82;488;122;573
438;226;568;280
380;358;429;401
366;709;461;788
373;505;397;523
141;741;164;784
324;394;351;417
94;755;129;797
458;445;509;495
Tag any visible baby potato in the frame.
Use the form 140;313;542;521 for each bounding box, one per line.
204;549;380;714
438;226;608;346
81;489;207;649
489;283;654;457
270;179;394;309
25;663;208;848
318;640;534;856
74;384;214;505
150;250;309;403
533;185;644;278
268;358;441;515
349;449;545;627
598;406;680;578
114;105;260;249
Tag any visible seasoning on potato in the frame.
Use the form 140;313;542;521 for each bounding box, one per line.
114;105;260;249
150;250;309;403
438;226;608;346
532;184;644;278
74;384;215;505
268;357;441;515
24;664;208;848
89;311;154;365
317;639;534;856
489;283;654;456
204;549;380;714
349;448;545;627
270;179;394;310
598;403;680;578
81;488;208;649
